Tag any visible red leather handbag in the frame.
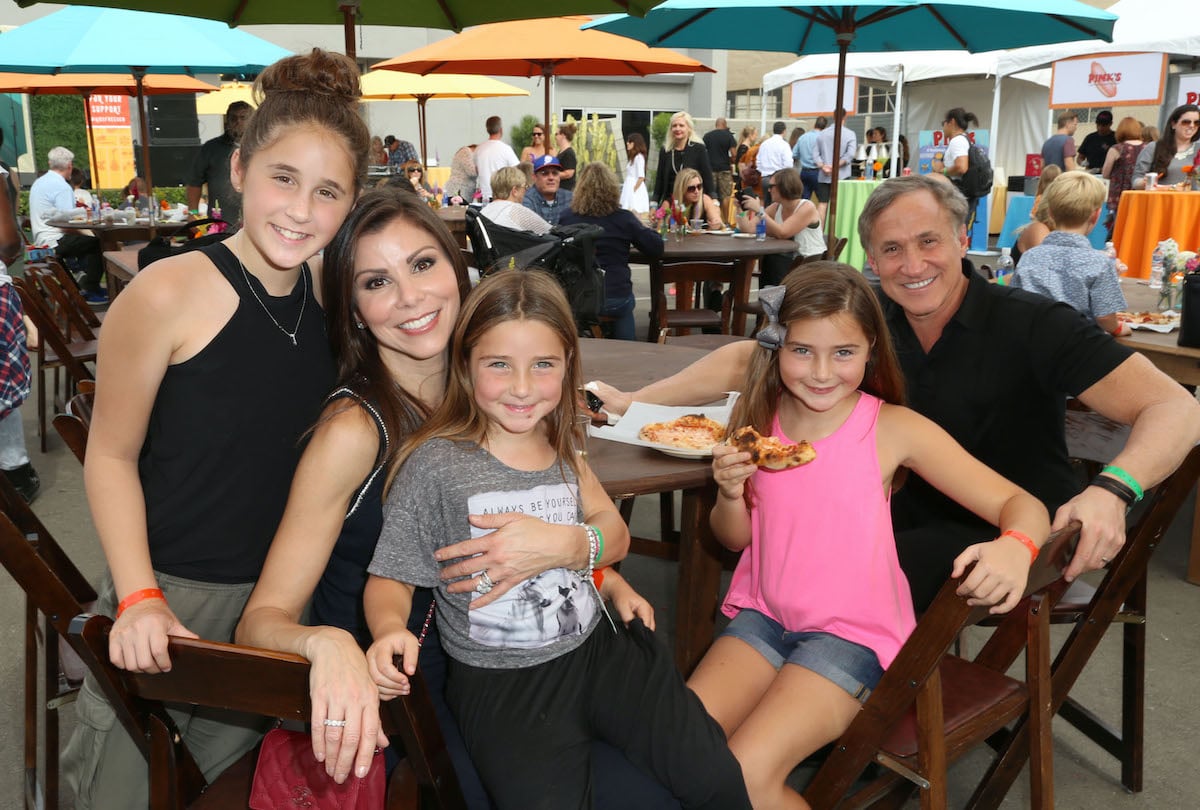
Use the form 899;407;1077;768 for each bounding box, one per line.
249;727;384;810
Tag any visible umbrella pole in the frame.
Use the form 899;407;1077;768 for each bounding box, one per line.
542;64;553;139
340;2;357;60
826;33;852;238
418;97;428;170
134;70;154;200
83;92;100;190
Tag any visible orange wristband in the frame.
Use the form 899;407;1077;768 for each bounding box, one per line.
592;566;606;590
117;587;165;617
1001;530;1039;563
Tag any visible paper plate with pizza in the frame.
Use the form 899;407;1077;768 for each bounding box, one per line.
1118;310;1180;333
589;394;740;459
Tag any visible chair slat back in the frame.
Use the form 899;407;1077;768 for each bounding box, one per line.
44;257;103;329
12;278;96;384
53;390;94;465
29;266;96;341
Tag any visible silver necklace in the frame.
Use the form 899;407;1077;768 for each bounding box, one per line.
671;147;684;174
235;237;307;346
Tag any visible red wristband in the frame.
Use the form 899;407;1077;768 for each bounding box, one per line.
117;587;165;617
1001;530;1039;563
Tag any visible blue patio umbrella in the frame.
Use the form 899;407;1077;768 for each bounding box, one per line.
0;6;292;190
588;0;1117;230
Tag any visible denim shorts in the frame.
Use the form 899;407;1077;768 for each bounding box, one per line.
722;608;884;702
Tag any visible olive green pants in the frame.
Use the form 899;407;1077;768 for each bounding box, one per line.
62;571;265;810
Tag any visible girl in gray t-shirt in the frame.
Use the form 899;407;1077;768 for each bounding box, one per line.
365;271;751;809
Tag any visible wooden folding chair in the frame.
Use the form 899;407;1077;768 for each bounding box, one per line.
649;260;736;342
28;264;98;342
964;441;1200;807
827;234;850;262
0;481;97;810
53;389;94;465
69;613;467;810
800;523;1082;810
43;256;105;329
13;277;97;451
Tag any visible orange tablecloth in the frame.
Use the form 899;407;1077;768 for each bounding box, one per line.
1112;190;1200;279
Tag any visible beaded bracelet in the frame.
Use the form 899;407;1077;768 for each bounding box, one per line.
1001;530;1039;563
1101;465;1144;502
1089;474;1138;507
577;523;600;583
117;587;165;618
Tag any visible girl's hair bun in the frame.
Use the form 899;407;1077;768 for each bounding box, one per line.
255;48;361;106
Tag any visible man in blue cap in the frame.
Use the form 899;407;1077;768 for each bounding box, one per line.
523;155;573;226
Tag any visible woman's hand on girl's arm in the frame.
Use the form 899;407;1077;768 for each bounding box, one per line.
306;628;388;784
709;444;754;550
436;513;588;608
600;569;655;630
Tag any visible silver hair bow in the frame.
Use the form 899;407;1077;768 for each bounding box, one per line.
755;284;787;350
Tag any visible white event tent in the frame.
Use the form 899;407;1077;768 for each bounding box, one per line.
997;0;1200;78
763;50;1052;183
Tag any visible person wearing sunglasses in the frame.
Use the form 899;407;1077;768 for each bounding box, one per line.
1133;104;1200;189
520;122;555;165
734;168;825;285
672;167;723;231
399;159;436;201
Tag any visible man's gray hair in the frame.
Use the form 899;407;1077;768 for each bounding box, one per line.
47;146;74;171
857;175;968;250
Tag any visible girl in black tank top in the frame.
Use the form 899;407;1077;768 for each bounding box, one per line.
68;49;370;810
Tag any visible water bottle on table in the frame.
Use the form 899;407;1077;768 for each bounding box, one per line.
994;247;1014;285
755;213;767;241
1149;246;1165;290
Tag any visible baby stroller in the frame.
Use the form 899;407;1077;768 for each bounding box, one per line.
465;207;606;336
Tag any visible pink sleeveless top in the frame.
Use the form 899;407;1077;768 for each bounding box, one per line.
721;393;916;668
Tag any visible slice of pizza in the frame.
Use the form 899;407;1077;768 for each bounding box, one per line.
727;426;817;470
638;414;727;451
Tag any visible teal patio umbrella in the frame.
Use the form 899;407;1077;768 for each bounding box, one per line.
16;0;669;60
0;6;291;191
588;0;1117;229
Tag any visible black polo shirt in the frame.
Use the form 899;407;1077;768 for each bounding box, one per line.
884;260;1132;531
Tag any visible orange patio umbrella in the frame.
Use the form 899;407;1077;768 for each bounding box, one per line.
373;16;713;132
0;72;218;186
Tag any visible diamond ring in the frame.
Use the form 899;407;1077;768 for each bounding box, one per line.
323;719;347;728
476;570;494;595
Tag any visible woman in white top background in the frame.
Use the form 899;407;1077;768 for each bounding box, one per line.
620;133;650;214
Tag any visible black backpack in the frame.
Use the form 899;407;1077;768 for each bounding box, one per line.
465;208;606;336
955;143;993;200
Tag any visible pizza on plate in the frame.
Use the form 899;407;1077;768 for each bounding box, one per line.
727;426;817;470
638;414;727;451
1118;311;1177;325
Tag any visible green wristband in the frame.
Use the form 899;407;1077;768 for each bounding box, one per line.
1101;465;1144;502
593;525;605;564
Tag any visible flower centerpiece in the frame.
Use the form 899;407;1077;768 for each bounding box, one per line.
654;202;670;240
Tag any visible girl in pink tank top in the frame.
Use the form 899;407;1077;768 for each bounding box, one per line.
688;264;1051;810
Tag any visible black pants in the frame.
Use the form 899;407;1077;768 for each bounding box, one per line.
447;618;750;810
894;518;990;613
56;232;104;293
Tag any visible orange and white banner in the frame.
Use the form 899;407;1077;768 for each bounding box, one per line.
1049;52;1167;108
86;94;136;189
789;76;858;118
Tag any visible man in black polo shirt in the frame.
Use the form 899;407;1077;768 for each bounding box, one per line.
702;118;737;205
588;174;1200;610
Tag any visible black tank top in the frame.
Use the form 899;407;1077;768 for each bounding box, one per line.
140;242;335;582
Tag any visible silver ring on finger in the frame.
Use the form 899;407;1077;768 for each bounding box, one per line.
323;718;347;727
1100;556;1111;564
476;569;494;595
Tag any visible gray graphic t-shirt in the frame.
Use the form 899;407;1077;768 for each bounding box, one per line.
370;438;600;669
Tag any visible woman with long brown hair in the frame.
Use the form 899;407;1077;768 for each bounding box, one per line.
519;121;554;164
1133;103;1199;188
